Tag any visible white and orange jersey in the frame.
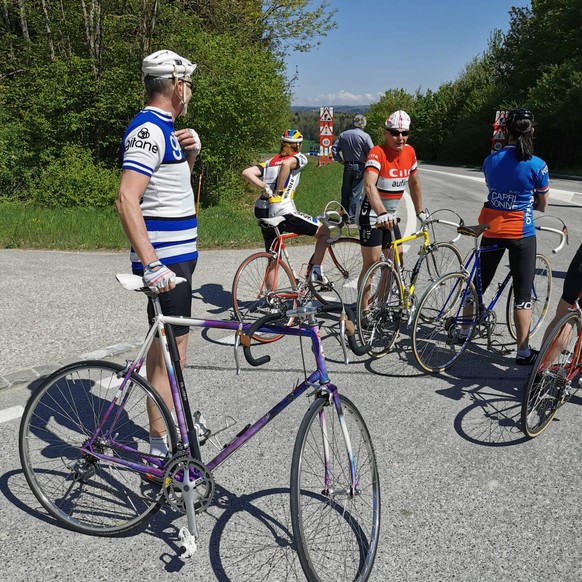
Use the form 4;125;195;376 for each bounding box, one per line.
364;144;418;213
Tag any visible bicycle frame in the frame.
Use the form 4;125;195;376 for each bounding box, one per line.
438;223;563;347
79;287;358;490
463;242;512;317
382;229;431;305
368;215;462;320
539;293;582;381
267;230;303;281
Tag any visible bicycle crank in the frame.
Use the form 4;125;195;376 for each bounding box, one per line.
163;453;215;515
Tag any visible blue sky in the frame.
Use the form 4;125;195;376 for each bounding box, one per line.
285;0;528;106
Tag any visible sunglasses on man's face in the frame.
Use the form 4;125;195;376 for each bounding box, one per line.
386;128;410;137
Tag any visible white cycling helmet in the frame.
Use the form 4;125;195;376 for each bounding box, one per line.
142;49;197;79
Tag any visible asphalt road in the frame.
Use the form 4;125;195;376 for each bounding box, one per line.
1;164;581;582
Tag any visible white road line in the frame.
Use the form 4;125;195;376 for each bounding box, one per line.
422;168;486;184
216;335;237;346
422;167;582;206
0;405;24;424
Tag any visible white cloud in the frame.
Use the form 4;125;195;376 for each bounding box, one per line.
300;90;382;106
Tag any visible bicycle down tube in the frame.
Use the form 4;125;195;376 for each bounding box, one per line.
78;313;339;478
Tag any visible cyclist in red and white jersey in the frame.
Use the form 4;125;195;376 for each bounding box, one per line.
242;129;330;284
357;110;425;305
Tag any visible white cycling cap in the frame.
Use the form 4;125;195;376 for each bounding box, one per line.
142;50;197;79
385;110;411;131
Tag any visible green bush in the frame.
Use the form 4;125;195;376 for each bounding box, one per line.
0;119;35;199
31;146;120;208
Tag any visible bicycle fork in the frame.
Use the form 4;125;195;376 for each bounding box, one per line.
318;390;358;499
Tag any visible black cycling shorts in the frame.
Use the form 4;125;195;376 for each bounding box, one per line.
562;243;582;305
133;259;197;337
359;222;402;249
261;212;319;251
479;236;536;306
357;195;401;248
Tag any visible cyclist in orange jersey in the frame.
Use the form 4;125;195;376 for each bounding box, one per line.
356;110;425;308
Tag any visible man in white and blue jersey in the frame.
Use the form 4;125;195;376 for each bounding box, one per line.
116;49;201;458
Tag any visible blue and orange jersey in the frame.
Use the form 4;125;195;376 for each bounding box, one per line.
480;145;549;239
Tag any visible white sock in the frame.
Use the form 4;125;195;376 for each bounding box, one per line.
312;264;323;276
149;435;168;457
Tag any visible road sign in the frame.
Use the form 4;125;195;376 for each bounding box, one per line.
319;106;333;122
491;110;507;153
319;106;334;166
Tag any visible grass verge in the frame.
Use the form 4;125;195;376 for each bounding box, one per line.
0;159;343;250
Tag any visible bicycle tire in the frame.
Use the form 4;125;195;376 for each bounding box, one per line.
521;312;582;438
357;261;404;358
412;272;478;373
412;242;463;299
506;253;552;341
231;252;297;343
310;237;362;307
19;360;177;536
290;393;380;582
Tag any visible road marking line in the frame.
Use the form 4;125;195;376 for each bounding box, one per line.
0;405;24;424
422;168;582;205
422;168;486;183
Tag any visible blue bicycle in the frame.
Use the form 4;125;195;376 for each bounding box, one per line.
411;219;567;373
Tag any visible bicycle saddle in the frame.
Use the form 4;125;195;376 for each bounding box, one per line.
457;224;490;237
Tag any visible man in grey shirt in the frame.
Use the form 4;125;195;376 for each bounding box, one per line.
332;114;374;221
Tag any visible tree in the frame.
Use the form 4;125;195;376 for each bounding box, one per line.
0;0;337;206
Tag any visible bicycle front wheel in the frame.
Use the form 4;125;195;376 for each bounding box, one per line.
290;393;380;582
413;242;463;299
19;361;177;536
412;272;478;373
357;261;404;358
506;253;552;341
311;237;362;306
231;252;297;343
521;312;582;438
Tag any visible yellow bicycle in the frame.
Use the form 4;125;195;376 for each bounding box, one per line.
357;209;464;357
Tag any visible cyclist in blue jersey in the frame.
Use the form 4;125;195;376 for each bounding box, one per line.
477;108;550;365
116;49;201;457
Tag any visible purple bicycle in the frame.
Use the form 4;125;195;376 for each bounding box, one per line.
19;274;380;581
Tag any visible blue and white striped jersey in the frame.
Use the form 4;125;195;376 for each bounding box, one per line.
121;106;198;268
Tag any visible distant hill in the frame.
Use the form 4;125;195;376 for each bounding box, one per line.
291;105;370;114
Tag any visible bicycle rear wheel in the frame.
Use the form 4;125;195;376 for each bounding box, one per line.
231;252;297;343
19;361;177;536
290;393;380;582
412;242;463;299
310;237;362;306
357;261;404;358
506;253;552;341
412;272;478;373
521;312;582;438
